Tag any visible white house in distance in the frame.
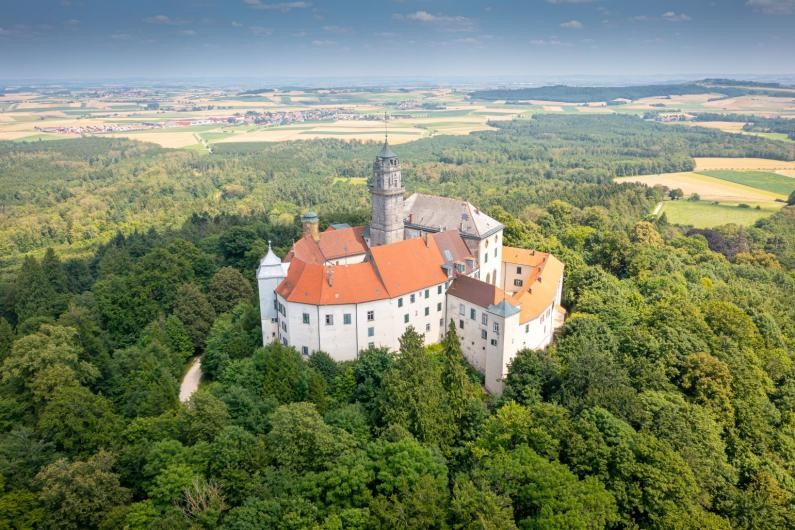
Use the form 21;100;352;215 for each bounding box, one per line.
257;139;565;394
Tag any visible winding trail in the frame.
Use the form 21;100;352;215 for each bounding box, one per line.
179;357;202;403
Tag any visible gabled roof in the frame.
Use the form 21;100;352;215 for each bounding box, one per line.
404;193;503;238
431;230;476;274
285;226;368;264
488;299;520;317
506;250;564;324
447;274;504;308
275;259;389;305
369;236;448;298
319;226;368;260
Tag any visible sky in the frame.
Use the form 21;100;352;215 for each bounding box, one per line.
1;0;794;83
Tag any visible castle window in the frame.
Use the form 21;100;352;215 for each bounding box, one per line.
437;302;442;312
493;322;500;334
368;326;374;337
494;248;497;257
490;338;498;346
424;289;429;299
459;320;464;330
367;311;374;321
398;297;403;307
301;346;309;356
302;313;310;325
482;313;488;325
470;308;476;320
481;329;487;340
459;303;465;316
325;314;334;326
425;323;431;332
516;266;522;274
437;285;442;294
455;263;465;273
344;313;352;325
368;342;374;349
484;253;489;263
514;279;523;287
525;324;530;333
404;314;409;324
410;294;416;303
425;307;430;316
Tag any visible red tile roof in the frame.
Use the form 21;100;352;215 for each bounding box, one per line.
370;236;449;298
506;249;564;323
447;274;505;307
285;226;368;265
276;259;390;305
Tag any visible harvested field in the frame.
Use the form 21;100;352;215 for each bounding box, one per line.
699;170;795;196
694;157;795;171
99;131;200;148
681;121;747;132
614;171;783;203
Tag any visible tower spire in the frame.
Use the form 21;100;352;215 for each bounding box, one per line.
384;111;389;143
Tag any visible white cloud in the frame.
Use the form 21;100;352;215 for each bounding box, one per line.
231;21;243;27
560;19;583;29
64;18;80;26
529;38;571;46
249;26;272;36
311;39;336;47
178;29;196;36
243;0;311;11
110;32;131;40
144;15;189;25
746;0;795;14
323;25;352;34
395;10;475;32
661;11;692;22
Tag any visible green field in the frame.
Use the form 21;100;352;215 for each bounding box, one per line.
699;170;795;196
659;200;782;228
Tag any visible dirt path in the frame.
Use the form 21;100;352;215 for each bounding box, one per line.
652;202;663;216
179;357;202;403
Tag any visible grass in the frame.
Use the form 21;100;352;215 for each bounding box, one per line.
333;177;368;185
659;200;782;228
698;170;795;196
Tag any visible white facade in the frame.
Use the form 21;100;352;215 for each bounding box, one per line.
256;243;289;343
275;282;448;360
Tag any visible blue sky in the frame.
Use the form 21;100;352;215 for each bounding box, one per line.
1;0;794;81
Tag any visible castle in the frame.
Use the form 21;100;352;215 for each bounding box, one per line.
257;140;564;394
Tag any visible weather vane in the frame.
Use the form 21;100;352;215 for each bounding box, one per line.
384;111;389;142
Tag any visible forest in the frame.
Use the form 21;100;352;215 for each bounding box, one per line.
468;81;795;103
0;113;794;528
2;113;794;273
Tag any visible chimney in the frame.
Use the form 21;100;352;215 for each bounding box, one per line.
423;232;429;247
408;213;413;223
327;266;333;287
301;211;320;242
531;249;535;255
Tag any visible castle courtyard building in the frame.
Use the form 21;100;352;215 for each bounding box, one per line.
258;140;564;393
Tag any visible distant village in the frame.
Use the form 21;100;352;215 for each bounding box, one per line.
34;108;401;136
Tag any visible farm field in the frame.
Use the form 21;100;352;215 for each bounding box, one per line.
658;200;781;228
614;171;784;204
699;170;795;196
693;157;795;171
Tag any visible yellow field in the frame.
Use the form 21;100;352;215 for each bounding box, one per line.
681;121;746;132
614;171;783;204
101;131;200;148
694;157;795;171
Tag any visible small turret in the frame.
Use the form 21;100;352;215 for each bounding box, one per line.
301;211;320;242
256;241;288;344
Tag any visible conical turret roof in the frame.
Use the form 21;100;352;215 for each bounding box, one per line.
377;140;397;159
257;241;286;280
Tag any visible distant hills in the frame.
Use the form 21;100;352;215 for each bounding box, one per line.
470;79;795;103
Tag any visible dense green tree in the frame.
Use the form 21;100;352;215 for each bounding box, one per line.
208;266;253;314
378;327;455;447
173;283;216;351
36;451;131;530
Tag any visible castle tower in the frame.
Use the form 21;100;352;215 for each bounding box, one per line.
369;139;405;246
256;241;287;344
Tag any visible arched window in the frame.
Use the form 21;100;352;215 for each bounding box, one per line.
486;272;491;284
